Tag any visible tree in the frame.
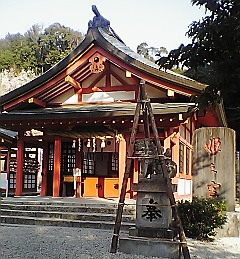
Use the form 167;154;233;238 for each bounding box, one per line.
0;39;15;71
0;23;84;74
38;23;83;72
24;24;43;73
156;0;240;148
137;42;151;59
0;33;27;72
137;42;168;62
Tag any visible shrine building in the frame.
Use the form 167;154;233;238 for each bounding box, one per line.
0;7;227;200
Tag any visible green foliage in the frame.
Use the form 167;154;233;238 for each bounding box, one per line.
37;23;83;72
137;42;168;62
0;23;84;75
156;0;240;147
178;197;227;241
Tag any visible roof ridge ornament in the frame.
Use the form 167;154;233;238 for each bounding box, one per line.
88;5;125;44
88;5;110;29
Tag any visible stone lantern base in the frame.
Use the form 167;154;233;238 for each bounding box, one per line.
118;180;181;258
119;236;181;259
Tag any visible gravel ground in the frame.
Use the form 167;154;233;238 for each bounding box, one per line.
0;225;240;259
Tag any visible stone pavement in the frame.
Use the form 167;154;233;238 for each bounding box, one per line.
1;196;240;258
1;224;240;259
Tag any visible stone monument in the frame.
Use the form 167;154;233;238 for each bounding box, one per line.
192;127;236;211
119;139;181;259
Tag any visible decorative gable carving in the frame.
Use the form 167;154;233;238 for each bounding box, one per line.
89;53;106;74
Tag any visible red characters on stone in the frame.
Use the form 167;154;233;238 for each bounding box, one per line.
205;137;221;155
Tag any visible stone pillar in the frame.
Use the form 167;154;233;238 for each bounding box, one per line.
192;127;236;211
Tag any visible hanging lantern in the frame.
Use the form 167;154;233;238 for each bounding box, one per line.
78;138;81;151
87;138;91;148
72;139;76;148
100;139;106;149
93;137;96;152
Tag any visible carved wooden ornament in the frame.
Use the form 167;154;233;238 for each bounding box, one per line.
89;53;106;73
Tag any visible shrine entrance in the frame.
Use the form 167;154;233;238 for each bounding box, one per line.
46;141;76;197
46;137;124;198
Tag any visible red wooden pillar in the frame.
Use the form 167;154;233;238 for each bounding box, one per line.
15;132;24;196
118;135;127;198
53;138;61;197
75;140;82;197
40;141;48;196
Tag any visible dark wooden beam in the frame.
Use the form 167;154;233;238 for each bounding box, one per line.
28;97;46;107
105;61;111;87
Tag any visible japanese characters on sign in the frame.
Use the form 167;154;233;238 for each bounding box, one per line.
207;180;221;198
205;137;222;198
142;198;162;222
205;137;221;155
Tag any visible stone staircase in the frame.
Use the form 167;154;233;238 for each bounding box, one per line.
0;197;136;230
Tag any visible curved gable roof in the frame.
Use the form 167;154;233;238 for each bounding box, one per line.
93;27;206;91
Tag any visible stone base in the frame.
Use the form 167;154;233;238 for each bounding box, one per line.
129;226;176;239
215;211;240;237
119;236;181;259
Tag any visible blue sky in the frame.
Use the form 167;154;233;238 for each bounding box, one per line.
0;0;207;51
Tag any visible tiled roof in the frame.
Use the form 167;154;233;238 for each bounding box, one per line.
0;102;195;120
0;9;205;107
0;127;17;139
97;27;206;91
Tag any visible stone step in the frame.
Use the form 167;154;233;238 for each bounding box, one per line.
1;203;135;215
0;197;135;207
1;200;120;207
0;197;136;230
1;209;134;222
1;215;133;230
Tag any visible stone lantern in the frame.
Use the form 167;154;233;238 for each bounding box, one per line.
119;139;181;259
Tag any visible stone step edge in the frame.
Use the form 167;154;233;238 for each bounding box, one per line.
0;222;130;230
1;200;136;208
1;209;135;219
1;215;134;226
0;202;135;210
1;203;135;210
